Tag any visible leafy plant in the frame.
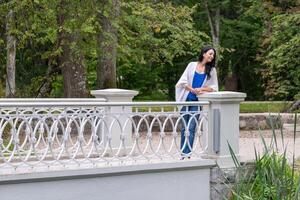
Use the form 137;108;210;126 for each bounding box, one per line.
261;13;300;101
229;113;300;200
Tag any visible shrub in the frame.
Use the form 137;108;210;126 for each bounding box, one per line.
230;113;300;200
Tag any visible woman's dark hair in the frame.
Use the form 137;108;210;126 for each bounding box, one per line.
198;45;216;79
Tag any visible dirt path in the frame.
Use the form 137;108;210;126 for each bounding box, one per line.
239;130;300;162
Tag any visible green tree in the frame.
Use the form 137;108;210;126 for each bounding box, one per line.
173;0;266;99
0;0;61;97
220;0;265;98
57;0;88;97
262;13;300;101
0;0;92;97
118;1;209;99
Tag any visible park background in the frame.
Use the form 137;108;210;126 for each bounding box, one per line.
0;0;299;112
0;1;300;199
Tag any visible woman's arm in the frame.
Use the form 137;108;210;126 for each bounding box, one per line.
196;68;219;94
194;87;214;94
185;85;197;94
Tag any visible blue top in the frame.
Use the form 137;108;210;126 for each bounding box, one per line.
186;72;206;101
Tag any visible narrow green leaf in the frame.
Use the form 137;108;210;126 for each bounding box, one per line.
227;140;241;168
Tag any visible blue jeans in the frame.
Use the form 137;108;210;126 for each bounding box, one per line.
180;105;201;156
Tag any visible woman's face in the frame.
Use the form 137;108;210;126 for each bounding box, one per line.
203;49;215;63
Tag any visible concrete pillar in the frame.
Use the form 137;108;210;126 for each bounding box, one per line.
91;89;139;151
198;92;246;167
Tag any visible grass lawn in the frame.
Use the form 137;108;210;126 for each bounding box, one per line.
240;101;292;113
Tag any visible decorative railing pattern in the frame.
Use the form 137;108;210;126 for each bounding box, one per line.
0;100;209;174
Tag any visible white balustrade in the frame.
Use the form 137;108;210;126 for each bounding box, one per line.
0;91;246;173
0;100;209;174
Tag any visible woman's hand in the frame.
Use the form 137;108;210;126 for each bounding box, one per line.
195;87;214;94
190;88;197;94
185;85;212;94
194;88;204;95
185;85;197;94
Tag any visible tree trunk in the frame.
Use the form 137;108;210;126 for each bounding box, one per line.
5;10;16;98
96;0;120;89
205;1;220;66
60;37;88;98
225;61;238;91
225;75;238;91
57;0;88;98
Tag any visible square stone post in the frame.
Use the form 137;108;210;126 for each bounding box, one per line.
198;92;246;167
91;89;139;151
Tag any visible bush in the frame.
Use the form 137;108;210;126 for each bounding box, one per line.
230;113;300;200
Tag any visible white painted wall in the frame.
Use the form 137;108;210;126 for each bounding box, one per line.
0;160;214;200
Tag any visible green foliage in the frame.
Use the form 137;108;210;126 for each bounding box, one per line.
230;114;300;200
232;153;300;200
118;1;209;99
0;0;97;97
262;13;300;100
50;75;64;97
0;0;299;102
216;0;266;100
246;153;296;199
0;0;59;96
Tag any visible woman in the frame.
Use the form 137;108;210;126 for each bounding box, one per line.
175;46;218;158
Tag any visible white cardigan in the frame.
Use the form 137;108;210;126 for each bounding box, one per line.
175;62;219;102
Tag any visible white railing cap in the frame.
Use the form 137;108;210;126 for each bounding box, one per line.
91;89;139;97
197;91;246;103
0;101;209;107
